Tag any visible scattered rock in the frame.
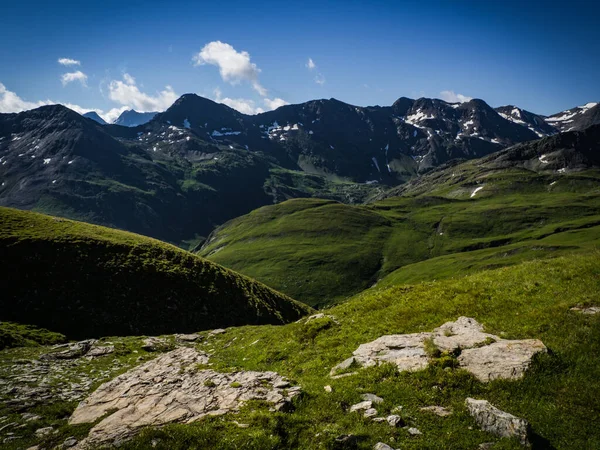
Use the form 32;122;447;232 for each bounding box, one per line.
458;340;547;382
571;306;600;315
479;443;496;449
330;317;546;381
69;348;301;447
333;434;358;449
420;406;452;417
304;313;339;324
176;333;201;342
324;385;332;392
232;421;249;428
374;443;395;450
386;414;404;427
86;345;115;358
407;427;422;436
465;398;530;446
349;400;372;412
63;437;78;447
40;340;96;360
141;337;169;352
35;426;53;436
364;408;378;418
21;413;41;422
361;393;384;404
209;328;226;336
372;417;386;423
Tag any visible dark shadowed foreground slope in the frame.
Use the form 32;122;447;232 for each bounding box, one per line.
0;207;311;339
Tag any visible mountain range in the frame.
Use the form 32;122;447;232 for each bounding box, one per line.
0;93;598;246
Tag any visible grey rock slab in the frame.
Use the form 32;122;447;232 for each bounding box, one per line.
465;398;530;446
69;348;300;448
330;317;546;382
458;340;546;382
386;414;403;427
86;346;114;358
571;306;600;315
361;393;384;404
349;400;372;412
141;337;169;352
35;426;53;436
176;334;202;342
364;408;378;418
40;340;96;360
374;443;395;450
407;427;422;436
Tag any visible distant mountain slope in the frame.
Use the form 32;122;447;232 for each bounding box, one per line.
114;109;157;126
82;111;107;125
494;105;556;137
545;102;600;132
0;207;311;338
199;127;600;305
1;96;598;247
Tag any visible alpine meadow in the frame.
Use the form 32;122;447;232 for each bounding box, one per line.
1;1;599;449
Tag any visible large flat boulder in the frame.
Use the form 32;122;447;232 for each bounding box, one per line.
330;317;546;382
70;348;300;448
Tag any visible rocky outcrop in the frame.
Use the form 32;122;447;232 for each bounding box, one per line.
69;348;301;448
571;306;600;315
458;340;547;382
330;317;546;382
465;398;530;446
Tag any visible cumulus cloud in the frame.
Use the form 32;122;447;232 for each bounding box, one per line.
58;58;80;66
193;41;267;96
212;88;288;115
61;71;88;87
108;73;178;112
263;97;289;110
439;90;473;103
101;106;131;123
306;58;316;70
0;82;102;117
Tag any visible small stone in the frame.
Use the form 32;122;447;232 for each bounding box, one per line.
364;408;378;418
361;393;384;404
176;334;201;342
87;346;115;357
324;385;333;392
420;406;452;417
407;427;422;436
571;306;600;315
479;443;496;449
386;414;403;427
349;400;372;412
465;398;529;446
333;434;357;449
374;443;395;450
21;413;41;422
63;437;78;447
209;328;226;336
35;426;53;436
372;417;386;423
141;337;169;352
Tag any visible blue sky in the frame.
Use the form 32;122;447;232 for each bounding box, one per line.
1;0;598;121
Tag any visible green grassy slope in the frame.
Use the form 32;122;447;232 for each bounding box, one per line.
7;252;597;449
0;207;312;339
200;169;600;306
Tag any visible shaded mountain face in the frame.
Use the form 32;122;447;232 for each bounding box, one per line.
495;105;556;137
545;102;600;132
82;111;107;125
1;95;598;246
114;109;158;126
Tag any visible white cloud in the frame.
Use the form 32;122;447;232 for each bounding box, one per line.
0;82;102;117
101;106;130;123
193;41;267;96
306;58;316;70
108;73;178;112
61;71;88;87
439;90;473;103
212;88;288;115
314;73;326;86
58;58;80;66
263;97;289;110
